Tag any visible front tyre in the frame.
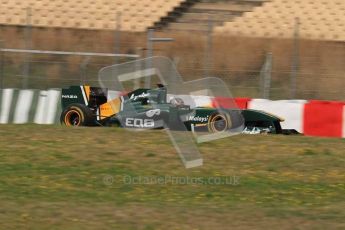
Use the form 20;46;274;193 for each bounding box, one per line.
60;103;94;126
208;112;231;133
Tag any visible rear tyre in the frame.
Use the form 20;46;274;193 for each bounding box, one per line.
60;103;94;126
208;112;231;133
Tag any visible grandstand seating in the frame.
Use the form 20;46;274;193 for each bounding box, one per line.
0;0;185;32
0;0;343;41
214;0;345;41
161;0;267;31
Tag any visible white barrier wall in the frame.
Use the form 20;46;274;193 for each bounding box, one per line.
0;89;61;125
13;90;34;124
34;90;61;124
0;89;14;124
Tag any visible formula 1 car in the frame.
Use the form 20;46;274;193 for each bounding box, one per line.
60;85;284;134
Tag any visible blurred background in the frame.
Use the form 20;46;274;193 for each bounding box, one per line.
0;0;344;100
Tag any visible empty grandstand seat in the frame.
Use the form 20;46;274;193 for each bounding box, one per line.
214;0;345;41
0;0;185;32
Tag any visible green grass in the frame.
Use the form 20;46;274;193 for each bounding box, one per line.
0;124;344;229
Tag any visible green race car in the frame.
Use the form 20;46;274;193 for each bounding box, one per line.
60;85;284;134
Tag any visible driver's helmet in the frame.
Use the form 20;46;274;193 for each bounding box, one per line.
170;97;185;107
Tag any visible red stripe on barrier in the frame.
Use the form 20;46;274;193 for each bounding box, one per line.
212;97;251;109
303;101;345;137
